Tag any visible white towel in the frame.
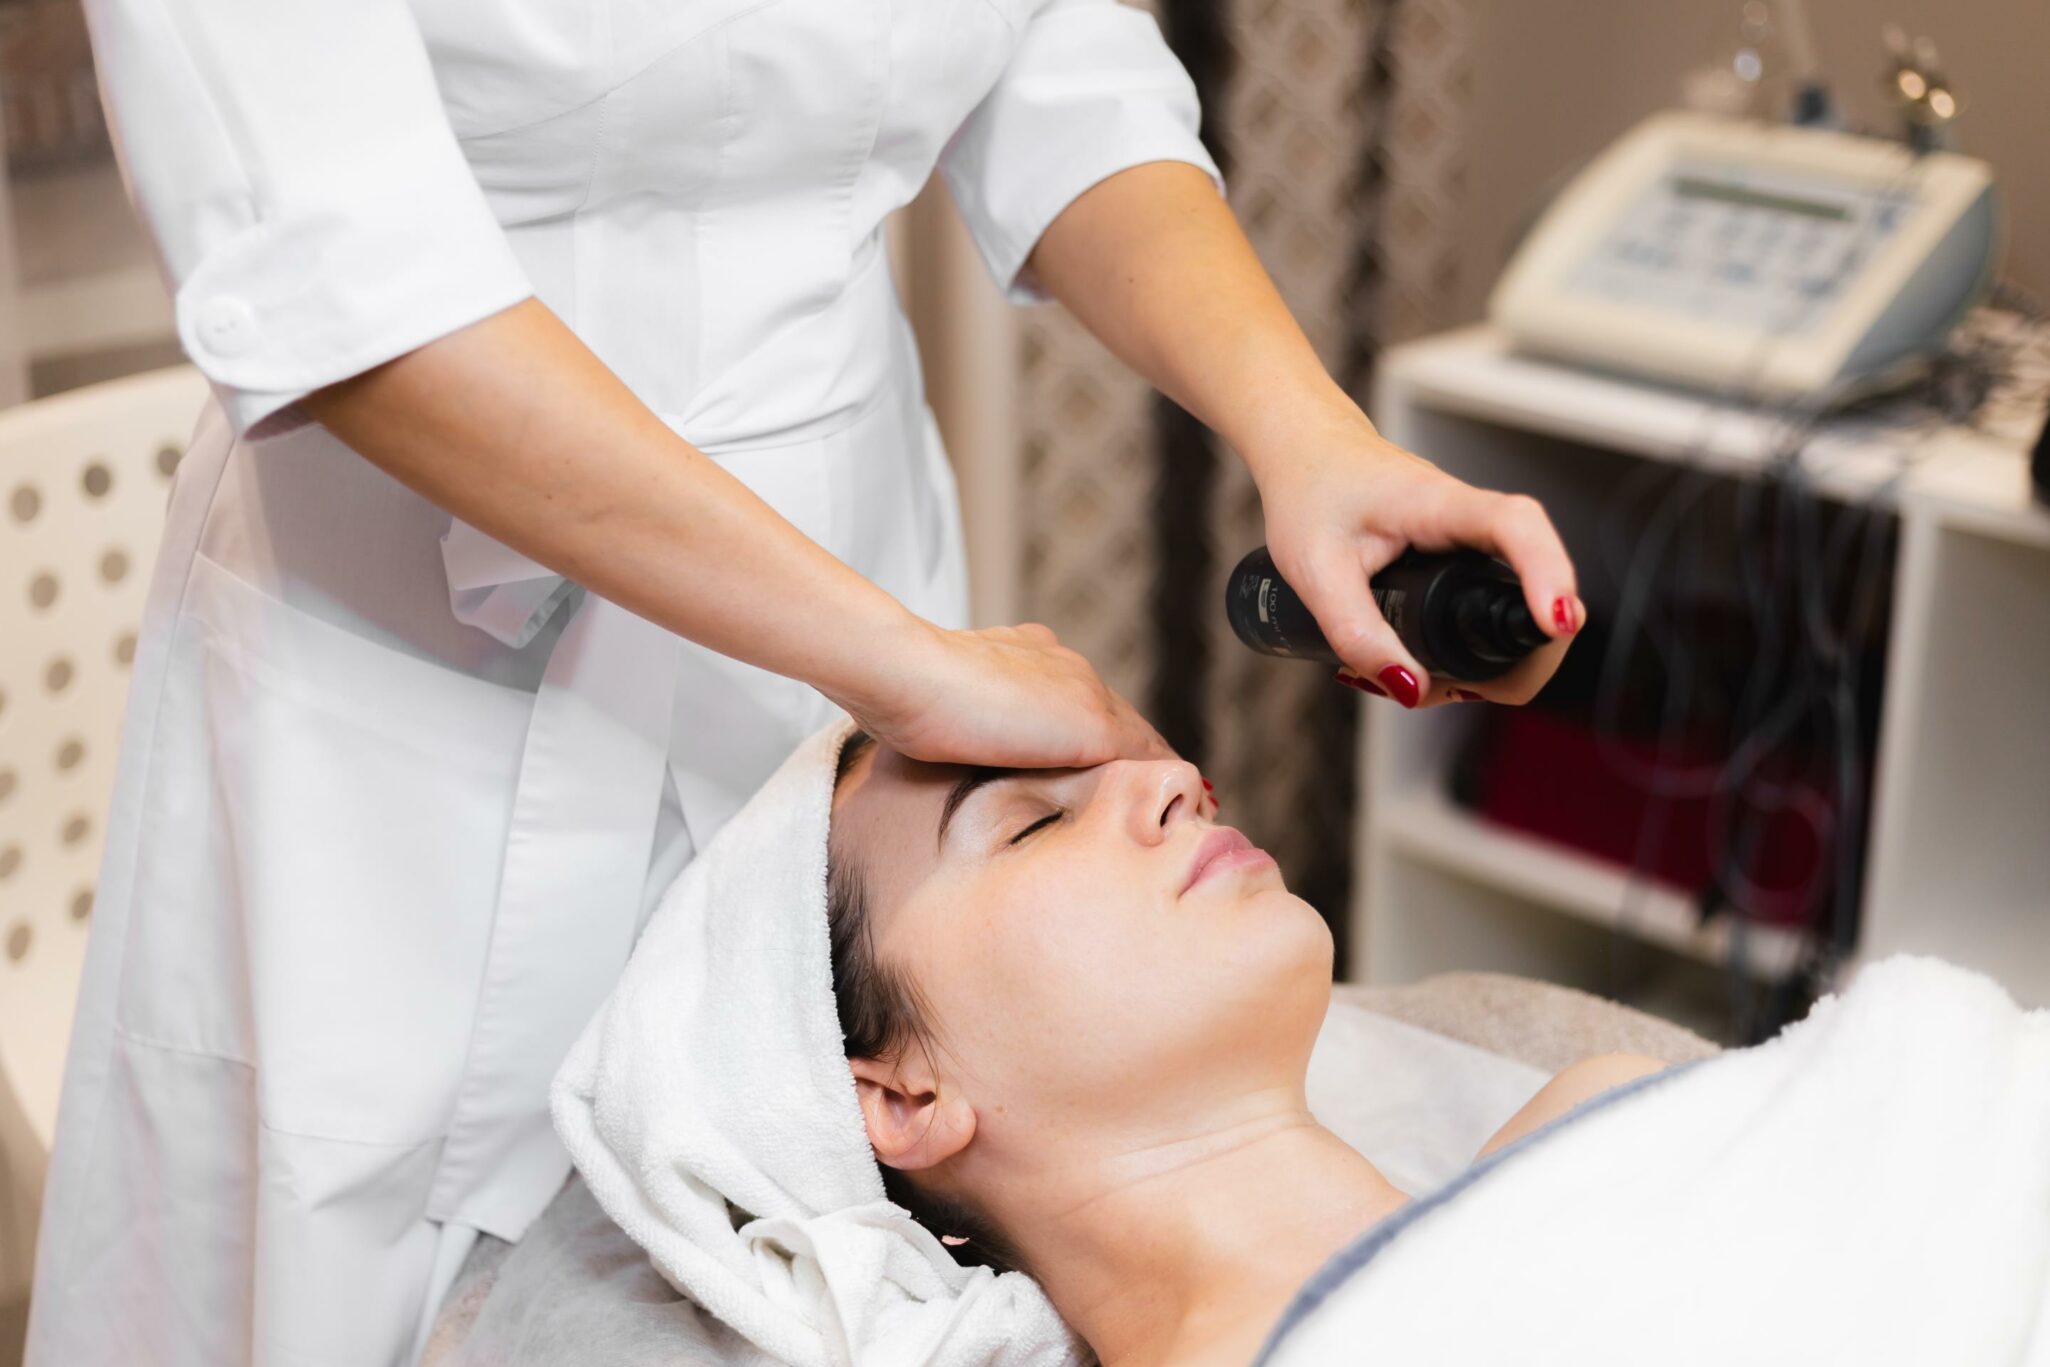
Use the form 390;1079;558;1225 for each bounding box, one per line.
552;716;1082;1367
1265;954;2050;1366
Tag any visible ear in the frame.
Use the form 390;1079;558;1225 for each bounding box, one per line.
848;1052;976;1173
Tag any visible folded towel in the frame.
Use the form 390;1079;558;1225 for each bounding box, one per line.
552;717;1082;1367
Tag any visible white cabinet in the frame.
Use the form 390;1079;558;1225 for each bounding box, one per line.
1357;325;2050;1038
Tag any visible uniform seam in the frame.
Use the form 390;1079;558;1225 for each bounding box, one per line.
110;1026;255;1072
575;30;614;216
668;238;893;445
699;23;737;396
147;0;262;220
972;0;1021;37
450;0;792;143
257;1121;445;1151
110;1033;451;1152
658;367;896;454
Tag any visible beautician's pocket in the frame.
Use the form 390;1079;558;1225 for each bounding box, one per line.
122;555;532;1144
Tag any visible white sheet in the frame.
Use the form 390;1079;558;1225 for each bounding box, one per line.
1307;1001;1548;1195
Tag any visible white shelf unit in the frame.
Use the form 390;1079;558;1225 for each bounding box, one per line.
1356;325;2050;1038
1379;791;1811;980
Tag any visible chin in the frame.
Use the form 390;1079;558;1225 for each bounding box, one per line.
1263;887;1335;963
1220;890;1334;1013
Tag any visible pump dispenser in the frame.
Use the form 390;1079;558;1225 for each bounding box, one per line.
1225;545;1548;683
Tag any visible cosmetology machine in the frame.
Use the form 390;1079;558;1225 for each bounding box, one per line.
1487;111;2000;403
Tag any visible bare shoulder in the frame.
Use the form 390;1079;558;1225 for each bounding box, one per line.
1473;1052;1669;1162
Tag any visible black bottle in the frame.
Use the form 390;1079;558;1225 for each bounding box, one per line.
1225;545;1549;683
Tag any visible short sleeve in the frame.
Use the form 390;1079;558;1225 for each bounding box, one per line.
939;0;1225;305
84;0;534;436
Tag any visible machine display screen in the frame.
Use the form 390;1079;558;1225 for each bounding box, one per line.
1669;176;1851;221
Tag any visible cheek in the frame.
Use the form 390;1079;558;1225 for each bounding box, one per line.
959;885;1132;1003
900;869;1333;1105
914;872;1160;1070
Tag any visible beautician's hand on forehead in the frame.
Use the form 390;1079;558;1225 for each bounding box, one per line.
827;621;1172;769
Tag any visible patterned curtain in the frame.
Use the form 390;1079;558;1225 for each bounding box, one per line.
1011;0;1473;963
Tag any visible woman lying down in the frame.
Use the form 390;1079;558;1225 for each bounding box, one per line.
552;719;2050;1367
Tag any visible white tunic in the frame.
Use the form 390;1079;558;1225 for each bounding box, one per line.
27;2;1218;1363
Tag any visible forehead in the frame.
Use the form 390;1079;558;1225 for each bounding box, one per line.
834;740;962;819
829;741;965;905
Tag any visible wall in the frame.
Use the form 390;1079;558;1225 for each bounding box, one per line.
1449;0;2049;326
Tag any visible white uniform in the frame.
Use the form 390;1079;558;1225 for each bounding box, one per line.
27;2;1219;1363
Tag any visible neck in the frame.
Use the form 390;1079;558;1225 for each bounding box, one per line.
992;1092;1409;1367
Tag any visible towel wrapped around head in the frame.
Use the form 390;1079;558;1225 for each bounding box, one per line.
551;716;1083;1367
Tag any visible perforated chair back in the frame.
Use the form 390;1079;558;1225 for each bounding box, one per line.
0;366;209;1211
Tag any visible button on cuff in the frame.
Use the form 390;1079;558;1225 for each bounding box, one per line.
195;296;259;357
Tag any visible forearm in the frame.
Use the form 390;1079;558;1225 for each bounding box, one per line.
1024;160;1380;477
1026;160;1583;702
300;298;927;708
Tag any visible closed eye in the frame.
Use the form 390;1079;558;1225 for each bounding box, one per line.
1008;811;1063;845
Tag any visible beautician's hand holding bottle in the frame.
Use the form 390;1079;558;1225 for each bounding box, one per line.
1027;162;1580;710
1249;418;1580;708
304;299;1168;772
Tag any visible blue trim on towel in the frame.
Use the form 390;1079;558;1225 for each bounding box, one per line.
1250;1055;1712;1365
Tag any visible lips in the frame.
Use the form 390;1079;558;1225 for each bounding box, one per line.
1180;826;1265;895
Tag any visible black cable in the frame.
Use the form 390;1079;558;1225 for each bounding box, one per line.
1575;156;1942;1035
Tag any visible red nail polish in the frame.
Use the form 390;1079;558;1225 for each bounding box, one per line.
1450;687;1485;702
1377;665;1421;708
1200;776;1213;791
1552;596;1577;635
1335;671;1387;698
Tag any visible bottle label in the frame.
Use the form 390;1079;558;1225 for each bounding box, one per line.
1372;586;1406;635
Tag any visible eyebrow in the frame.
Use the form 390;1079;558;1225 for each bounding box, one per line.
936;766;1027;851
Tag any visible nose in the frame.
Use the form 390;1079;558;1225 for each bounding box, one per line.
1113;757;1206;847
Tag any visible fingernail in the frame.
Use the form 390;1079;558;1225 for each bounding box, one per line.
1200;776;1213;791
1552;596;1578;635
1450;687;1485;702
1377;665;1421;708
1335;671;1387;698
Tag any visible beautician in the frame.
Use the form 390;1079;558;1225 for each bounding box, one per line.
30;2;1580;1364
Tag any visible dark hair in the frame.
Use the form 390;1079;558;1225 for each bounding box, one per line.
827;731;1027;1274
